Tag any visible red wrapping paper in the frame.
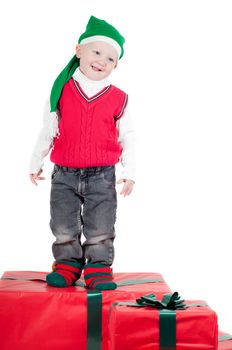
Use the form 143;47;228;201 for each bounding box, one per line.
219;331;232;350
0;270;171;350
109;298;218;350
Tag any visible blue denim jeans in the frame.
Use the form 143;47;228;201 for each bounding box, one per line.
50;164;117;266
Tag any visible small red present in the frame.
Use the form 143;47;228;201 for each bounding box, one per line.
218;331;232;350
0;270;171;350
109;292;218;350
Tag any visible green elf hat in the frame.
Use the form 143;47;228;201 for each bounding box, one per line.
50;16;125;114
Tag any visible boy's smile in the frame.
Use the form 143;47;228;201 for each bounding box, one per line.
75;41;118;81
91;65;101;71
91;63;103;72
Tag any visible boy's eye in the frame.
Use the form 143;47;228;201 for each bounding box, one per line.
94;50;100;55
109;57;115;63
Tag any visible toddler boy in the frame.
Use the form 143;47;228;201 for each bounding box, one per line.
29;16;135;290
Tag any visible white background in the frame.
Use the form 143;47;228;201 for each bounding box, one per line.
0;0;232;333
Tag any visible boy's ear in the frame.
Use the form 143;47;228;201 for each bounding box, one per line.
114;60;118;69
75;44;81;58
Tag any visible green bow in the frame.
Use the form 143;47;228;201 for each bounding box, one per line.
136;291;187;310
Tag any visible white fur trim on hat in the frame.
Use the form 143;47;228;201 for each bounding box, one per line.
79;35;121;58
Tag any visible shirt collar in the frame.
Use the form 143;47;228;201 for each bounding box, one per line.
72;67;110;89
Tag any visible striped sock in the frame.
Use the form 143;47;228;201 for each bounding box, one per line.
46;260;83;287
84;263;117;290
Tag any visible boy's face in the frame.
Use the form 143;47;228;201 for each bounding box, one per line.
75;41;118;81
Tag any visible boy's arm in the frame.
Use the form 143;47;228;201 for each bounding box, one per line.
29;97;59;174
117;104;136;183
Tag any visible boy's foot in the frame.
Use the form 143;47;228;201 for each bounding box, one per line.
46;260;83;287
84;263;117;290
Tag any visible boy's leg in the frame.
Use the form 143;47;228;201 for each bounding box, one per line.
82;166;117;290
47;165;85;287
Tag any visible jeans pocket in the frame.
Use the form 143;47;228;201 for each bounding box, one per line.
51;165;60;181
102;167;116;186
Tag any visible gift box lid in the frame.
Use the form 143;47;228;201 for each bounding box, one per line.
0;270;170;294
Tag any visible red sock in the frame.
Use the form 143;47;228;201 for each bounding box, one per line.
84;263;117;290
46;261;83;287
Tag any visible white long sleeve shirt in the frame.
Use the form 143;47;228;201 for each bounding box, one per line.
29;67;136;181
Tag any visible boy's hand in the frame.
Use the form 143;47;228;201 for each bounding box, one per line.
29;169;45;186
116;178;135;197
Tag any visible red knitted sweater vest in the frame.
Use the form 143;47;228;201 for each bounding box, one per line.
50;78;128;168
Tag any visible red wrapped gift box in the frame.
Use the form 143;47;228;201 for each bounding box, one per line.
218;331;232;350
0;271;171;350
109;295;218;350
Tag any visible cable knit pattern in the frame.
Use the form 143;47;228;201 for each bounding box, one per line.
50;78;128;168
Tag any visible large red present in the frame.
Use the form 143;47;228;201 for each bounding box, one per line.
0;270;171;350
109;292;218;350
218;331;232;350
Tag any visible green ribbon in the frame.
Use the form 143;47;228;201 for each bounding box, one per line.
218;334;232;342
116;278;164;286
159;309;176;350
135;292;187;350
87;290;102;350
76;277;164;287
